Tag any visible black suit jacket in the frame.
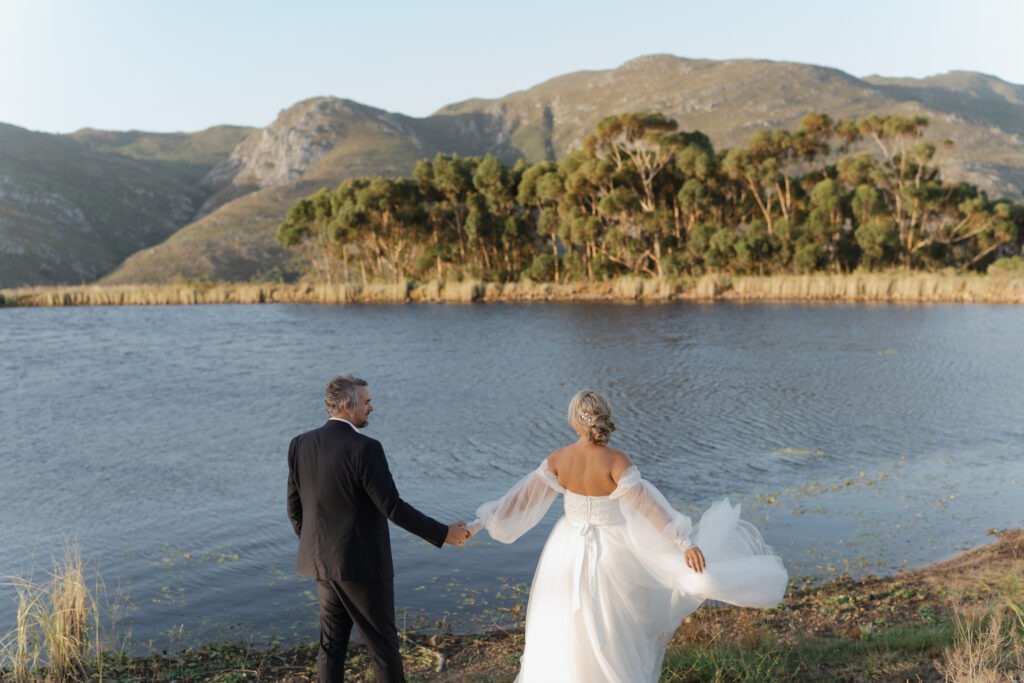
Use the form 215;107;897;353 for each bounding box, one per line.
287;420;448;581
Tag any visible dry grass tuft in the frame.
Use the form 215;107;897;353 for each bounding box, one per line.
937;604;1024;682
442;280;484;303
1;541;94;682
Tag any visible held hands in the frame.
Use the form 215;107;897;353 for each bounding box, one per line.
684;546;706;574
445;522;472;547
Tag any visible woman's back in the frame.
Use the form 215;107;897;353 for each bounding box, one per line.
548;440;632;497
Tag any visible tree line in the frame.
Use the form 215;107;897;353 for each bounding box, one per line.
277;112;1024;285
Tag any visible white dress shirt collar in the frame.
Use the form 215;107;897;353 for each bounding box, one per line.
329;417;361;433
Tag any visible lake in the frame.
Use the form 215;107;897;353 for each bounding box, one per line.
1;302;1021;649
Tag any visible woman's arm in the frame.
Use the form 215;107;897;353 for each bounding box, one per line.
470;463;561;543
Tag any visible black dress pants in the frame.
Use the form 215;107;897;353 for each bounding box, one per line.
316;579;405;683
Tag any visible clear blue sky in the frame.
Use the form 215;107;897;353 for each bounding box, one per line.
2;0;1022;134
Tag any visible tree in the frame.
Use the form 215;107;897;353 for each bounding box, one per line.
582;113;695;276
947;196;1022;269
518;161;565;281
806;178;851;271
843;115;933;267
735;221;780;275
855;217;900;269
432;154;476;267
275;111;1023;283
350;177;426;282
473;154;524;277
276;188;341;284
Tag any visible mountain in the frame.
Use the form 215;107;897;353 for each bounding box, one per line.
3;54;1023;287
433;56;1024;196
104;98;441;283
0;124;251;287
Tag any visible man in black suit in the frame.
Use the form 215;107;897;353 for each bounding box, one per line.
287;374;469;682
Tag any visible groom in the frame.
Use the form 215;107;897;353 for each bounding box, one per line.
287;374;470;682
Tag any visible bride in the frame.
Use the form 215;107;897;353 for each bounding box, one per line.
468;390;788;682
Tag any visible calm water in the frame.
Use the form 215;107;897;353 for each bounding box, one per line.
1;302;1022;648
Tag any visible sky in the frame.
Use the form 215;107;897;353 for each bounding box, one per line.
2;0;1022;135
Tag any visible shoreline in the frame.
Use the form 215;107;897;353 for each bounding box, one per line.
196;528;1024;681
9;529;1020;681
2;272;1024;308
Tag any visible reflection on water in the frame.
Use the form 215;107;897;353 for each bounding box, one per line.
1;302;1022;646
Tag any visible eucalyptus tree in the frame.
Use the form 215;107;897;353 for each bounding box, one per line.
580;113;698;277
734;221;781;275
721;144;780;236
472;154;525;278
944;193;1022;268
675;137;718;239
413;158;456;280
349;177;427;282
721;122;821;237
276;188;342;284
584;113;680;213
328;178;374;284
792;113;836;173
557;151;621;279
842;114;933;267
855;217;901;269
806;178;857;271
597;185;646;274
276;110;1024;282
431;153;476;267
518;160;566;281
685;220;735;273
850;184;899;269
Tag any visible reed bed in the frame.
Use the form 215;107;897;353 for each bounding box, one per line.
715;271;1024;303
3;272;1024;307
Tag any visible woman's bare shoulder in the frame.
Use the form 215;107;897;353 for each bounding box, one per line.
545;445;573;473
609;449;634;481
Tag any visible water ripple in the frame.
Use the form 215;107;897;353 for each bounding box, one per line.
1;302;1022;645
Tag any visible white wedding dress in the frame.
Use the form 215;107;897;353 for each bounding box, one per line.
472;462;788;683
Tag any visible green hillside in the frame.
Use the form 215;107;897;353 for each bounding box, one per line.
103;100;435;283
0;123;251;287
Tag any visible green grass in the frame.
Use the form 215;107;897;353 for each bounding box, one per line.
661;622;954;682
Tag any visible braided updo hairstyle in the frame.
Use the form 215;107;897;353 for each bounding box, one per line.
568;390;616;446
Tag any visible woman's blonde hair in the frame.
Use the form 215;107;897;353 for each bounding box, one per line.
568;390;616;446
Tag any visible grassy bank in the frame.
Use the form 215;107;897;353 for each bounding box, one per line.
3;531;1022;682
2;271;1024;307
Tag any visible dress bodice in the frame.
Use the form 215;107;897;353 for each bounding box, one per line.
563;492;625;527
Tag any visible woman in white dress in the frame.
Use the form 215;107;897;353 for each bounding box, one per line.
468;390;788;683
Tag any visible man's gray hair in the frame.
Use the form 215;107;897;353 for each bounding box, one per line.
325;375;368;416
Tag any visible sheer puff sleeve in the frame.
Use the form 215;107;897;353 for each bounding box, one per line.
469;461;563;543
614;467;788;609
612;466;694;550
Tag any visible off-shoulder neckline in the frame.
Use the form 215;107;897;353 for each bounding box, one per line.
541;463;639;499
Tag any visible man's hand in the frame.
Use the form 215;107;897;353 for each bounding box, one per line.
445;522;471;547
684;546;706;573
